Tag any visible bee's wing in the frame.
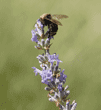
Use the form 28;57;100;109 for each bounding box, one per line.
45;17;62;26
51;19;63;26
52;14;68;20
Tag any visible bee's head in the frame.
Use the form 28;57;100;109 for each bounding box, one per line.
40;13;52;25
40;13;52;20
45;14;51;20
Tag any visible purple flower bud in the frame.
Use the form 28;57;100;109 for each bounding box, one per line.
32;67;42;76
36;54;45;63
65;85;69;91
44;87;51;91
59;90;66;99
35;19;44;36
45;38;50;45
49;98;53;102
58;83;63;92
70;103;77;110
55;78;60;86
31;29;38;43
48;54;62;67
47;81;55;88
37;19;44;29
41;39;45;47
59;69;67;83
66;90;70;95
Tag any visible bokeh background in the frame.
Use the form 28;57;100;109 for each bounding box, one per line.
0;0;101;110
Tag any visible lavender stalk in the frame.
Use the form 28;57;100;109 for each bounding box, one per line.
31;14;77;110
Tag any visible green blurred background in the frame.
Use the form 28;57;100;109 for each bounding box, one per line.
0;0;101;110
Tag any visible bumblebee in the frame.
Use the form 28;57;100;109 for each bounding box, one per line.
35;13;68;39
39;13;68;38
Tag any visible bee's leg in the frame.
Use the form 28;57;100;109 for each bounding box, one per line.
48;30;52;38
50;32;56;37
48;34;51;38
45;24;52;37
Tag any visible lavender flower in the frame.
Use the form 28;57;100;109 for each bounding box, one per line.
31;15;77;110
